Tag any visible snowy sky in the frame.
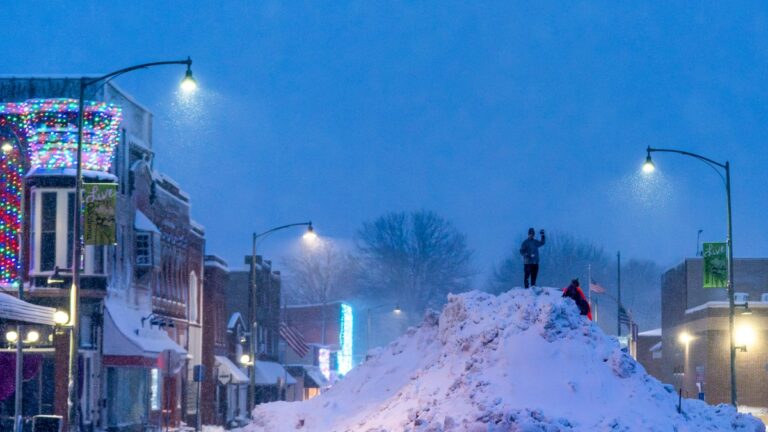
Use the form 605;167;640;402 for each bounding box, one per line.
2;1;767;279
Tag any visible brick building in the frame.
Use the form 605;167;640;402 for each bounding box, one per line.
0;78;205;431
660;258;768;406
225;257;295;409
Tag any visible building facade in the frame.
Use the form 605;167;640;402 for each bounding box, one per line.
0;78;205;431
659;258;768;407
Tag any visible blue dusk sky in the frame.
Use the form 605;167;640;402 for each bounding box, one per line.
1;1;766;280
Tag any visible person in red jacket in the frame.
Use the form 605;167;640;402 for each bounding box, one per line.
562;278;592;320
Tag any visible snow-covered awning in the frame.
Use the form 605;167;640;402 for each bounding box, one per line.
215;355;249;385
0;292;57;326
302;365;329;388
134;210;160;233
254;361;297;386
102;299;186;358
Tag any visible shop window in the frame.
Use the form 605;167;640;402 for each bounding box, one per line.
40;192;57;271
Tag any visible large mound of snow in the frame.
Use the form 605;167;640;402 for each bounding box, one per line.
242;288;764;431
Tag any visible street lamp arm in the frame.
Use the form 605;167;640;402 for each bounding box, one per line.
83;58;193;87
254;221;313;241
647;146;727;186
647;146;727;169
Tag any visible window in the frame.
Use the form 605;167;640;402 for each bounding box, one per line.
189;271;198;322
150;368;161;411
135;232;153;267
93;246;104;274
40;192;57;271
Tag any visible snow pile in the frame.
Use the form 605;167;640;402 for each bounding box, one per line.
241;288;764;431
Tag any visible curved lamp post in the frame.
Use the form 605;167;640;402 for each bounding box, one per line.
67;58;196;431
248;221;314;414
642;146;738;406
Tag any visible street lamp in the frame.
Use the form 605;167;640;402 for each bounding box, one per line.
66;57;197;431
248;221;314;415
642;146;738;406
366;304;401;353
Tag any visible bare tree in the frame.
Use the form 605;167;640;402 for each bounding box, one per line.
282;238;359;305
490;231;610;292
356;210;474;314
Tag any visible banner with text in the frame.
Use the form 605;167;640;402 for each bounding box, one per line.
84;183;117;245
703;242;727;288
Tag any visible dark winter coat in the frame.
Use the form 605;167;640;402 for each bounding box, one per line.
562;283;592;320
519;235;546;264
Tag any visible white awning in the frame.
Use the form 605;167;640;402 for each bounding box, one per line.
103;299;186;358
135;210;160;233
303;365;329;388
215;355;249;385
254;361;297;386
0;292;57;326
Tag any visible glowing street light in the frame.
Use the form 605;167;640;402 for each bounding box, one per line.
642;153;655;173
248;220;314;414
642;145;738;406
678;332;693;345
180;62;198;93
735;324;755;352
5;330;18;343
239;354;252;366
65;57;198;431
53;310;70;326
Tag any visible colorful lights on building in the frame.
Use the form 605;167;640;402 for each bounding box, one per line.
319;347;331;381
0;98;122;172
0;143;22;285
0;98;122;285
338;303;354;376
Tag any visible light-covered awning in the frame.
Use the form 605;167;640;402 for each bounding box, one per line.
0;292;57;326
254;360;297;386
215;355;249;385
103;299;186;358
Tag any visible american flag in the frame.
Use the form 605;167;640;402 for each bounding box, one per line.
589;277;606;294
280;322;309;358
618;305;632;325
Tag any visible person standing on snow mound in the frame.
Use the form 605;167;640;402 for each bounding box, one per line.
562;278;592;320
519;227;545;288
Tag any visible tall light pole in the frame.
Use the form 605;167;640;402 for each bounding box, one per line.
642;146;737;406
68;58;197;431
1;125;27;432
248;222;314;414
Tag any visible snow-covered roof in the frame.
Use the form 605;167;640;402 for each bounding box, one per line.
103;299;186;357
638;328;661;337
215;355;249;384
27;167;118;182
649;341;662;352
254;360;297;386
134;209;160;234
227;312;245;331
685;301;768;315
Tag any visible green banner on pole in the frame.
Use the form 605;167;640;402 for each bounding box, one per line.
703;242;727;288
84;183;117;245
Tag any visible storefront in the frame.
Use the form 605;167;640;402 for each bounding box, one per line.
102;300;186;431
213;355;248;427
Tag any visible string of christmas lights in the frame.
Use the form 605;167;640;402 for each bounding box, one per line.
0;98;122;285
0;146;22;284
